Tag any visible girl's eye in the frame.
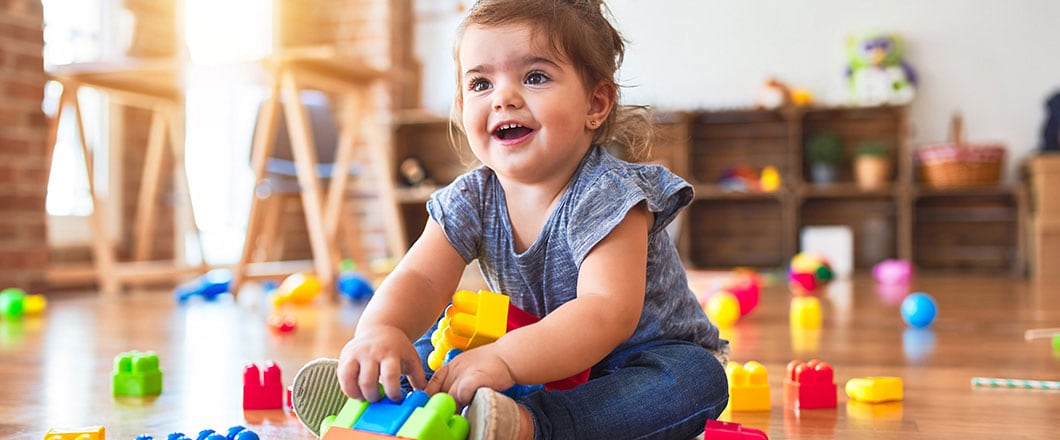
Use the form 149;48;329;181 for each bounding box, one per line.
468;77;491;92
525;71;549;85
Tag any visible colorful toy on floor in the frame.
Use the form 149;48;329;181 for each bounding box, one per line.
788;253;834;293
113;350;162;397
872;259;912;285
320;392;468;440
704;292;740;328
0;287;46;318
174;269;232;303
724;268;761;316
44;425;105;440
337;260;374;302
136;425;259;440
900;292;937;328
726;361;771;411
703;420;768;439
846;377;903;403
789;296;822;329
784;359;837;409
428;289;588;391
272;272;322;307
970;377;1060;391
244;361;284;410
267;314;297;333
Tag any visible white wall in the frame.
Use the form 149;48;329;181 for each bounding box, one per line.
415;0;1060;181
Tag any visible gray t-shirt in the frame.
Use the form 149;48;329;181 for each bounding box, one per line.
426;146;727;358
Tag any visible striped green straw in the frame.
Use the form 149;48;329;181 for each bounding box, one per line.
971;377;1060;390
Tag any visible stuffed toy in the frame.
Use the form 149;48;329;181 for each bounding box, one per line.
846;33;917;105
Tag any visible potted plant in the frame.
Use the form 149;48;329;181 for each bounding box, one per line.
854;140;893;189
805;132;844;184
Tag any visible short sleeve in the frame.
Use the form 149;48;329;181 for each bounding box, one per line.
426;170;486;264
567;164;693;265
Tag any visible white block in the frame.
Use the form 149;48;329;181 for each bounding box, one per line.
800;225;853;279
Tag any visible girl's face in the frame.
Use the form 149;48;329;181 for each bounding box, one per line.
457;23;607;185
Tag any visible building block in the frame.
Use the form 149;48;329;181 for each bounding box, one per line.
137;425;259;440
845;376;903;403
321;427;396;440
321;397;371;436
395;393;470;440
244;361;284;409
703;420;767;439
726;361;770;411
44;426;105;440
783;359;837;409
789;296;821;329
113;351;162;397
353;390;431;435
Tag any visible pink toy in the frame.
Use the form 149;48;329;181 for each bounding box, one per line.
783;359;837;409
268;314;297;333
724;269;761;316
872;259;913;285
244;361;284;410
788;253;833;293
704;420;768;439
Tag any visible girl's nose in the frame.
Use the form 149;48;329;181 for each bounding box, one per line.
492;83;523;111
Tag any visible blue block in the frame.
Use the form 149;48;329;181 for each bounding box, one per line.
352;390;431;435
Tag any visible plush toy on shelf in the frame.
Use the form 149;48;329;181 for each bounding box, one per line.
846;32;917;106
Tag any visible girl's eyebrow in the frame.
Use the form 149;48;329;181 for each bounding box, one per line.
464;55;562;77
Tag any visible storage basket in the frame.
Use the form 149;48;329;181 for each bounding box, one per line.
916;114;1006;188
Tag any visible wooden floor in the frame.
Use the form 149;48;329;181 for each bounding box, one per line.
1;271;1058;439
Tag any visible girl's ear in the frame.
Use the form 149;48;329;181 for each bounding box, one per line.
586;81;616;130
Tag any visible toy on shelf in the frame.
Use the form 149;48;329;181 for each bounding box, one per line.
174;269;232;303
113;350;162;397
136;425;259;440
845;32;916;106
0;287;46;319
337;259;374;302
872;259;912;285
783;359;837;409
789;296;822;329
244;361;284;410
267;314;297;333
320;392;468;440
716;166;782;194
788;253;833;293
44;426;105;440
726;361;770;412
846;377;903;403
428;289;589;391
272;272;322;307
703;420;768;439
900;292;937;328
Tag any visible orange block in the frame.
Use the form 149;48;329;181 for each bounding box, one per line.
320;426;394;440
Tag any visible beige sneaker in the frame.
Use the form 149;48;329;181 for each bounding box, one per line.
466;388;523;440
291;358;347;437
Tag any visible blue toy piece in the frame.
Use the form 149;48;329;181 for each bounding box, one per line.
353;390;431;435
901;292;937;328
175;269;233;303
137;425;258;440
337;260;374;301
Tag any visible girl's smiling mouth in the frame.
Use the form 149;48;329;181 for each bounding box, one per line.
492;122;535;144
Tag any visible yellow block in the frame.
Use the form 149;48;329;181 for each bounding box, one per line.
726;361;770;411
845;376;903;403
44;426;105;440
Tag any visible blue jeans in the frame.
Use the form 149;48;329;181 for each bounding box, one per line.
403;321;729;440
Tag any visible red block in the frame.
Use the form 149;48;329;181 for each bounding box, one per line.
783;359;837;409
703;420;768;439
244;361;284;410
504;303;588;391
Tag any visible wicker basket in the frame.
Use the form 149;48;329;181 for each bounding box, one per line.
916;114;1006;188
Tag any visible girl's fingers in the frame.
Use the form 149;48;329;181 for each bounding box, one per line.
424;365;447;395
358;361;382;402
379;358;404;401
337;360;363;401
404;356;428;391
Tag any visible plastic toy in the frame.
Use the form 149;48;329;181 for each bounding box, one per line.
846;376;903;403
970;377;1060;391
726;361;770;411
0;288;46;318
272;272;322;307
428;289;588;391
900;292;937;328
789;296;821;329
704;292;740;328
267;314;297;333
872;259;912;285
724;269;761;316
788;253;833;293
136;425;259;440
337;260;374;302
703;420;768;439
783;359;837;409
244;361;284;410
174;269;232;303
320;392;468;440
44;426;105;440
846;32;916;105
113;350;162;397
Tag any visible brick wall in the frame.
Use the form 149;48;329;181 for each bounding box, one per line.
0;0;49;290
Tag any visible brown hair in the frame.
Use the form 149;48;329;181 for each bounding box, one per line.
450;0;653;161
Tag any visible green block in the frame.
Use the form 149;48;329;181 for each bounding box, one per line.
112;350;162;396
0;288;26;319
1052;334;1060;352
321;397;369;436
395;393;469;440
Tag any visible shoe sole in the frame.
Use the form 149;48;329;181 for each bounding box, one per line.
466;388;521;440
291;358;348;437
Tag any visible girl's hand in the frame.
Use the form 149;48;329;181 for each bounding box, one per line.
424;345;515;405
337;326;427;402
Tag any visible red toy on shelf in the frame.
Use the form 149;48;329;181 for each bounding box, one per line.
244;361;284;410
783;359;837;409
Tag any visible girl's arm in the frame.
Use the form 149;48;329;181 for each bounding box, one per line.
338;220;467;402
427;203;650;403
